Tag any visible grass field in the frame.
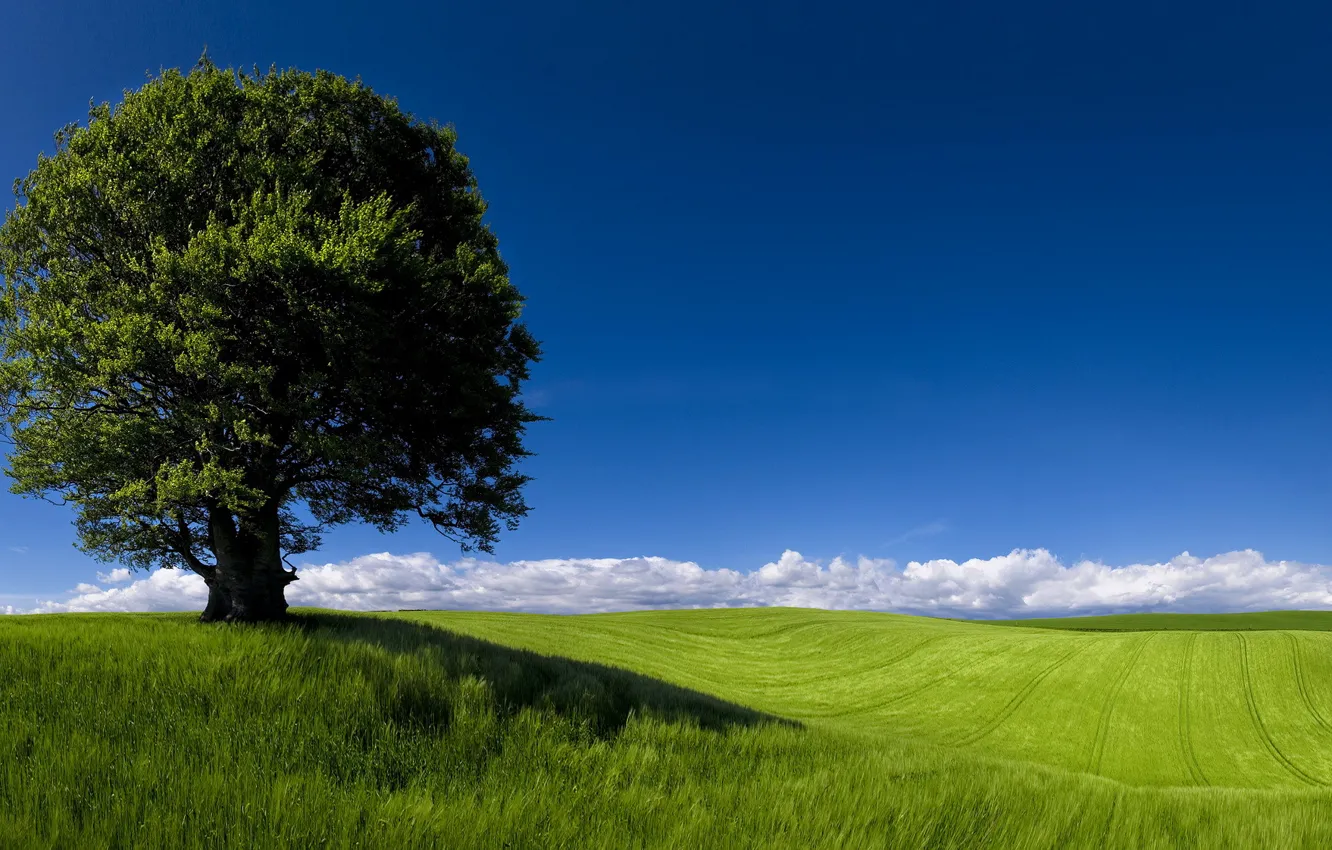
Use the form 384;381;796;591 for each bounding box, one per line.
3;608;1332;848
988;610;1332;632
411;608;1332;789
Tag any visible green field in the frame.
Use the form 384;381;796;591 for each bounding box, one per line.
989;610;1332;632
4;608;1332;848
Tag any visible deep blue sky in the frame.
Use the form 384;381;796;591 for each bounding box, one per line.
2;0;1331;601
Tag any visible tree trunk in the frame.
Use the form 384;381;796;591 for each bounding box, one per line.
200;567;294;622
198;503;296;623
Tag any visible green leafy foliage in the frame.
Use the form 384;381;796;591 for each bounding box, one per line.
0;58;541;589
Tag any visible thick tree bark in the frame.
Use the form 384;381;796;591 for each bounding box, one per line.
200;567;294;622
198;502;296;623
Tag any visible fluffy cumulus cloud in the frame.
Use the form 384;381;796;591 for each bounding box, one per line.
29;568;211;614
12;548;1332;618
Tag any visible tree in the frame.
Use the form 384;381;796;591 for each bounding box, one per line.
0;59;542;622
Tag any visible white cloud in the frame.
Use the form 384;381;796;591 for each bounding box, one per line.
13;547;1332;618
27;568;210;615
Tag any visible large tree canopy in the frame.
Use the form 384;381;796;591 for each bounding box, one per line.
0;59;542;621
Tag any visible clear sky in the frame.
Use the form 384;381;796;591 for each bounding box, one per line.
2;0;1330;614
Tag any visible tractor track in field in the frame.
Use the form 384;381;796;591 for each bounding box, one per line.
829;639;1033;719
781;635;952;713
1178;633;1208;786
794;634;949;690
954;640;1092;747
867;634;947;678
1288;632;1332;737
1086;633;1156;775
1238;633;1323;787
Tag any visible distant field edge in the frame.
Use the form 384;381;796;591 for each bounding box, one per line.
391;606;1332;633
981;610;1332;632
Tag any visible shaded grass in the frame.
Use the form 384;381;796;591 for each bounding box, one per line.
406;607;1332;789
1;608;1331;847
294;610;791;735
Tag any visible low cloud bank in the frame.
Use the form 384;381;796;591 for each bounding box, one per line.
11;548;1332;618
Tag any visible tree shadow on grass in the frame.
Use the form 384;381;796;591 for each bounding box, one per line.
291;610;800;738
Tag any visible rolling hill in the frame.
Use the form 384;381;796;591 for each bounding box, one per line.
409;607;1332;789
3;608;1331;848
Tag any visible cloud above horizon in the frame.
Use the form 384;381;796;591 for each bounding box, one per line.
8;548;1332;619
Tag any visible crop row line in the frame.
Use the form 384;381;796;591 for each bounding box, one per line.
1086;633;1156;775
954;641;1091;747
792;634;950;691
1287;632;1332;737
1178;632;1208;786
849;639;1032;719
1238;633;1323;787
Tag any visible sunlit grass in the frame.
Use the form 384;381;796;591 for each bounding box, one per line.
3;608;1332;847
410;607;1332;789
989;610;1332;631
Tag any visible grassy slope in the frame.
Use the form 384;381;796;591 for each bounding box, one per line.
407;608;1332;790
2;609;1331;848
